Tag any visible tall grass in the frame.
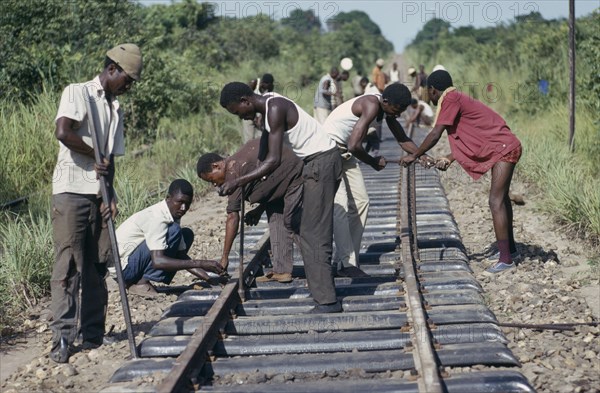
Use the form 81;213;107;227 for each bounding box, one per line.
0;90;58;203
0;207;53;322
512;105;600;239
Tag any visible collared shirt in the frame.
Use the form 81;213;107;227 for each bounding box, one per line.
226;139;304;213
314;73;335;110
436;90;521;180
52;76;125;195
116;200;186;269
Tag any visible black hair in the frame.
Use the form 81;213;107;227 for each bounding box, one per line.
427;70;453;91
168;179;193;197
341;70;349;76
381;83;411;107
360;77;369;84
104;56;123;72
196;153;223;176
261;73;274;84
220;82;254;108
410;98;418;105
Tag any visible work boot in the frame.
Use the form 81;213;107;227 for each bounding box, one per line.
81;335;117;350
307;301;343;314
127;282;159;297
49;337;70;363
336;266;369;278
256;272;293;283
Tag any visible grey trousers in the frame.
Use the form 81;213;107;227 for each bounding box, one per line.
300;147;342;304
266;180;303;275
50;193;109;345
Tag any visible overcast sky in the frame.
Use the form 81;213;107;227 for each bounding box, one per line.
139;0;600;51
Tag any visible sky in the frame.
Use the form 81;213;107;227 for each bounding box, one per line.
139;0;600;51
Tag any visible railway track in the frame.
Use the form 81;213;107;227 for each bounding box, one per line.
105;124;535;392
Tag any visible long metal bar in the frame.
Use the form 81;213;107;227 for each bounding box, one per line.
238;186;246;302
499;321;598;331
568;0;576;152
83;89;138;358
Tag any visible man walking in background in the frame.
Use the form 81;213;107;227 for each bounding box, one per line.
242;73;275;142
389;62;400;83
332;70;350;110
313;67;339;123
371;58;386;93
49;43;142;363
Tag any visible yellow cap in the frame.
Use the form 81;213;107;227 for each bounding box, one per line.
106;43;143;81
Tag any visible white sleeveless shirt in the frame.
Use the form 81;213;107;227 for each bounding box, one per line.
323;93;381;145
264;95;335;158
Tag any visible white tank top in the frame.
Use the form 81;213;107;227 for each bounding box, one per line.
264;95;335;158
419;100;434;118
323;93;381;145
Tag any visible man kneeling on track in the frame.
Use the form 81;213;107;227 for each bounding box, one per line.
115;179;224;297
197;138;303;284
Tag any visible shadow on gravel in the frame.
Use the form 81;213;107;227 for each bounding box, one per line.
468;242;560;264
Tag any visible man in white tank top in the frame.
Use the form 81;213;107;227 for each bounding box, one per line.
323;84;425;275
219;82;343;314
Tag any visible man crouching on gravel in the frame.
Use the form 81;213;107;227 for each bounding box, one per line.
115;179;224;296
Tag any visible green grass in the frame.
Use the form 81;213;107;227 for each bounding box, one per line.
0;207;53;323
512;105;600;239
0;90;58;203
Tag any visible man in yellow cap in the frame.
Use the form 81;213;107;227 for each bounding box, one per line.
49;43;142;363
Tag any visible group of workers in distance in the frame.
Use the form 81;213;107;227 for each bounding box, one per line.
48;44;522;363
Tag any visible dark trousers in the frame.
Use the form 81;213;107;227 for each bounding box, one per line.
300;147;342;304
266;181;303;274
122;223;194;285
364;122;382;156
50;193;110;345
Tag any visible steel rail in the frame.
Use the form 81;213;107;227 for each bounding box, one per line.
156;232;271;393
399;123;444;393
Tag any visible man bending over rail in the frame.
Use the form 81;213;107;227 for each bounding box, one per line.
197;138;303;283
401;70;522;274
219;82;343;314
323;83;423;276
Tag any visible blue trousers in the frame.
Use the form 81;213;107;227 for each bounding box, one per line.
122;223;194;285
